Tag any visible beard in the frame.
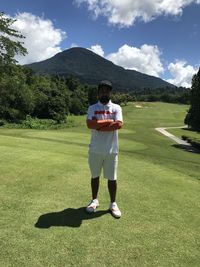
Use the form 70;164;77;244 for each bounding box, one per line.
99;96;110;104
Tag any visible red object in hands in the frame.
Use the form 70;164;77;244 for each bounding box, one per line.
86;119;114;130
99;121;123;131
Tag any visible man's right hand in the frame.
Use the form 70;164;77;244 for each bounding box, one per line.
86;119;114;130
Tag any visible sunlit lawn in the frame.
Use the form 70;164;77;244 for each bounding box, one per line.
0;102;200;267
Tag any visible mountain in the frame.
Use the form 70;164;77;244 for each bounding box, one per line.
26;47;175;91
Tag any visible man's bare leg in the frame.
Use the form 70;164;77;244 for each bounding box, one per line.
107;180;117;203
91;177;100;199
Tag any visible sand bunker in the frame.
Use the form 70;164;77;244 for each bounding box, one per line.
135;105;142;108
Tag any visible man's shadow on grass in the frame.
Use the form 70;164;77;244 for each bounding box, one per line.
35;207;109;228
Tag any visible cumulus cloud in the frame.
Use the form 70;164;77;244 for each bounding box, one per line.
166;61;198;87
88;43;198;87
75;0;200;27
11;12;66;64
70;43;79;48
89;44;105;57
107;44;164;77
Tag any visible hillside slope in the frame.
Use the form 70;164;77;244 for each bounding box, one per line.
27;47;175;91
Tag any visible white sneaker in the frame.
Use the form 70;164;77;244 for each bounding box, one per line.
86;199;99;213
109;202;121;218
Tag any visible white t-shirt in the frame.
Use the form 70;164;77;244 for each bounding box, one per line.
87;100;123;154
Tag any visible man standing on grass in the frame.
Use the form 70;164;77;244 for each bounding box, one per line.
86;80;123;218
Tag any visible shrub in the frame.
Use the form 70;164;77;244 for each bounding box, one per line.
0;120;5;126
181;135;188;141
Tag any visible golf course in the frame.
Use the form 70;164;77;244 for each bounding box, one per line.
0;102;199;267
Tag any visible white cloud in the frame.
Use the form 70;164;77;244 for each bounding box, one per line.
75;0;200;27
88;43;198;87
11;12;66;64
70;43;79;48
89;44;105;57
107;44;164;77
166;61;198;87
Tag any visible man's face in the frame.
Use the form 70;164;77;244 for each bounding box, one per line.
98;86;111;104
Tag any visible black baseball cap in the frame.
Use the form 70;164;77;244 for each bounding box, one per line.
98;80;112;90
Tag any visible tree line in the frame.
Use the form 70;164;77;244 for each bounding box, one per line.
133;87;190;104
0;62;137;123
0;65;84;122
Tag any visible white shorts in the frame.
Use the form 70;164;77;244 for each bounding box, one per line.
88;152;118;180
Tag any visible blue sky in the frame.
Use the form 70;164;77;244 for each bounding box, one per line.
1;0;200;87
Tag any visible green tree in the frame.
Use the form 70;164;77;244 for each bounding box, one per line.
87;85;98;105
112;92;135;105
69;84;88;115
32;75;70;122
184;68;200;131
65;75;80;91
0;66;34;122
48;78;71;122
70;97;85;115
0;12;27;65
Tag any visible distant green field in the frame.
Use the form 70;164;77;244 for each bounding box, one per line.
0;102;200;267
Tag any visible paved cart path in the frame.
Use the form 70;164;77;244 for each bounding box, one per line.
155;126;190;145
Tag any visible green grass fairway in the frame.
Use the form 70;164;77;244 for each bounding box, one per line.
0;102;200;267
